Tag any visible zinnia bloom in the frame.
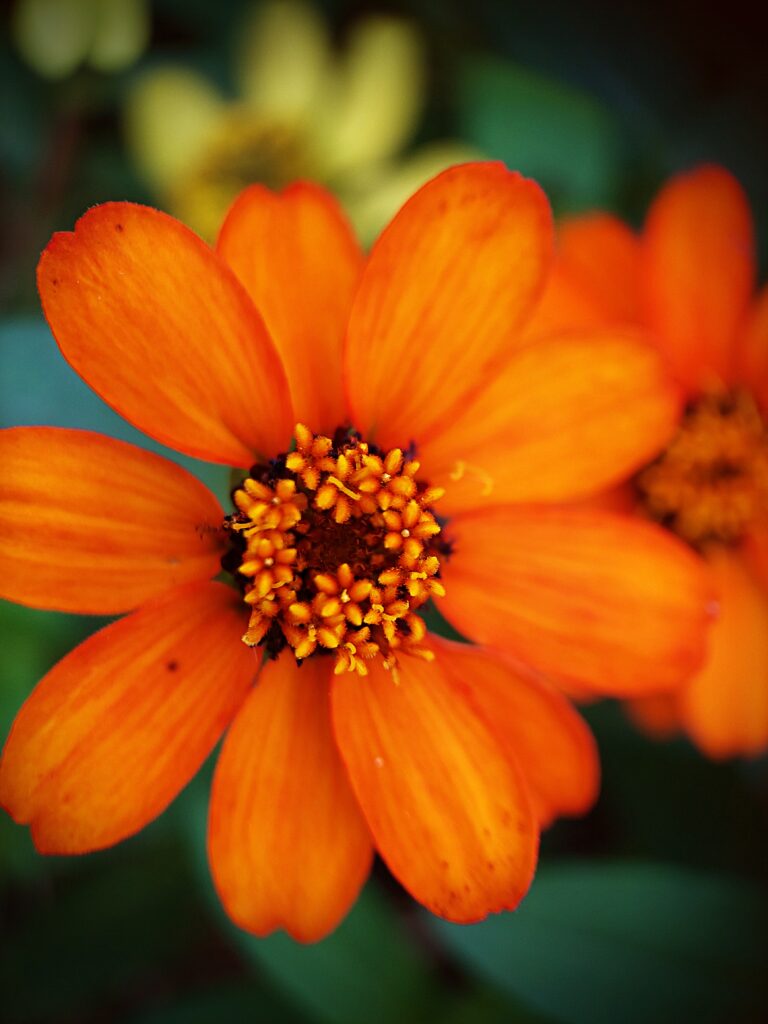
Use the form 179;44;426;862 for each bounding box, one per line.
0;163;711;941
547;164;767;758
125;0;473;243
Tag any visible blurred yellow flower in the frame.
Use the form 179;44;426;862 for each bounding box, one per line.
124;0;476;242
13;0;149;79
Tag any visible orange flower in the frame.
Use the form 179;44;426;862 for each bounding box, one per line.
546;165;768;758
0;163;711;941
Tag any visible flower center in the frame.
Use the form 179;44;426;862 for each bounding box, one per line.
222;424;448;678
636;390;768;546
169;109;310;241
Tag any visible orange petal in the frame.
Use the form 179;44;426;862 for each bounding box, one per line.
0;582;256;852
520;263;612;341
217;183;364;434
625;692;681;741
431;637;599;828
344;162;552;449
736;285;768;411
521;213;641;341
571;483;639;516
38;202;293;465
0;427;224;614
209;652;372;942
555;213;642;322
420;328;681;514
743;524;768;592
641;165;755;391
331;649;538;923
439;505;714;696
679;546;768;759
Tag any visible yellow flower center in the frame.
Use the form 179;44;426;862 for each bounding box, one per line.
637;390;768;546
169;108;311;241
223;424;448;678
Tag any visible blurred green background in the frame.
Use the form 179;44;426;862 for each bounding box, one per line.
2;1;768;1022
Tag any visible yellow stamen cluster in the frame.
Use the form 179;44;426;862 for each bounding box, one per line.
226;425;447;677
637;390;768;545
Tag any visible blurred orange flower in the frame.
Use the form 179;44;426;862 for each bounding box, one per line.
0;163;710;940
548;165;768;758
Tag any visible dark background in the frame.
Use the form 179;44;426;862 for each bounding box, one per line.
2;2;768;1022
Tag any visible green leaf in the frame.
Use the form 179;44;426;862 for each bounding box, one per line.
430;860;768;1024
457;56;623;210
